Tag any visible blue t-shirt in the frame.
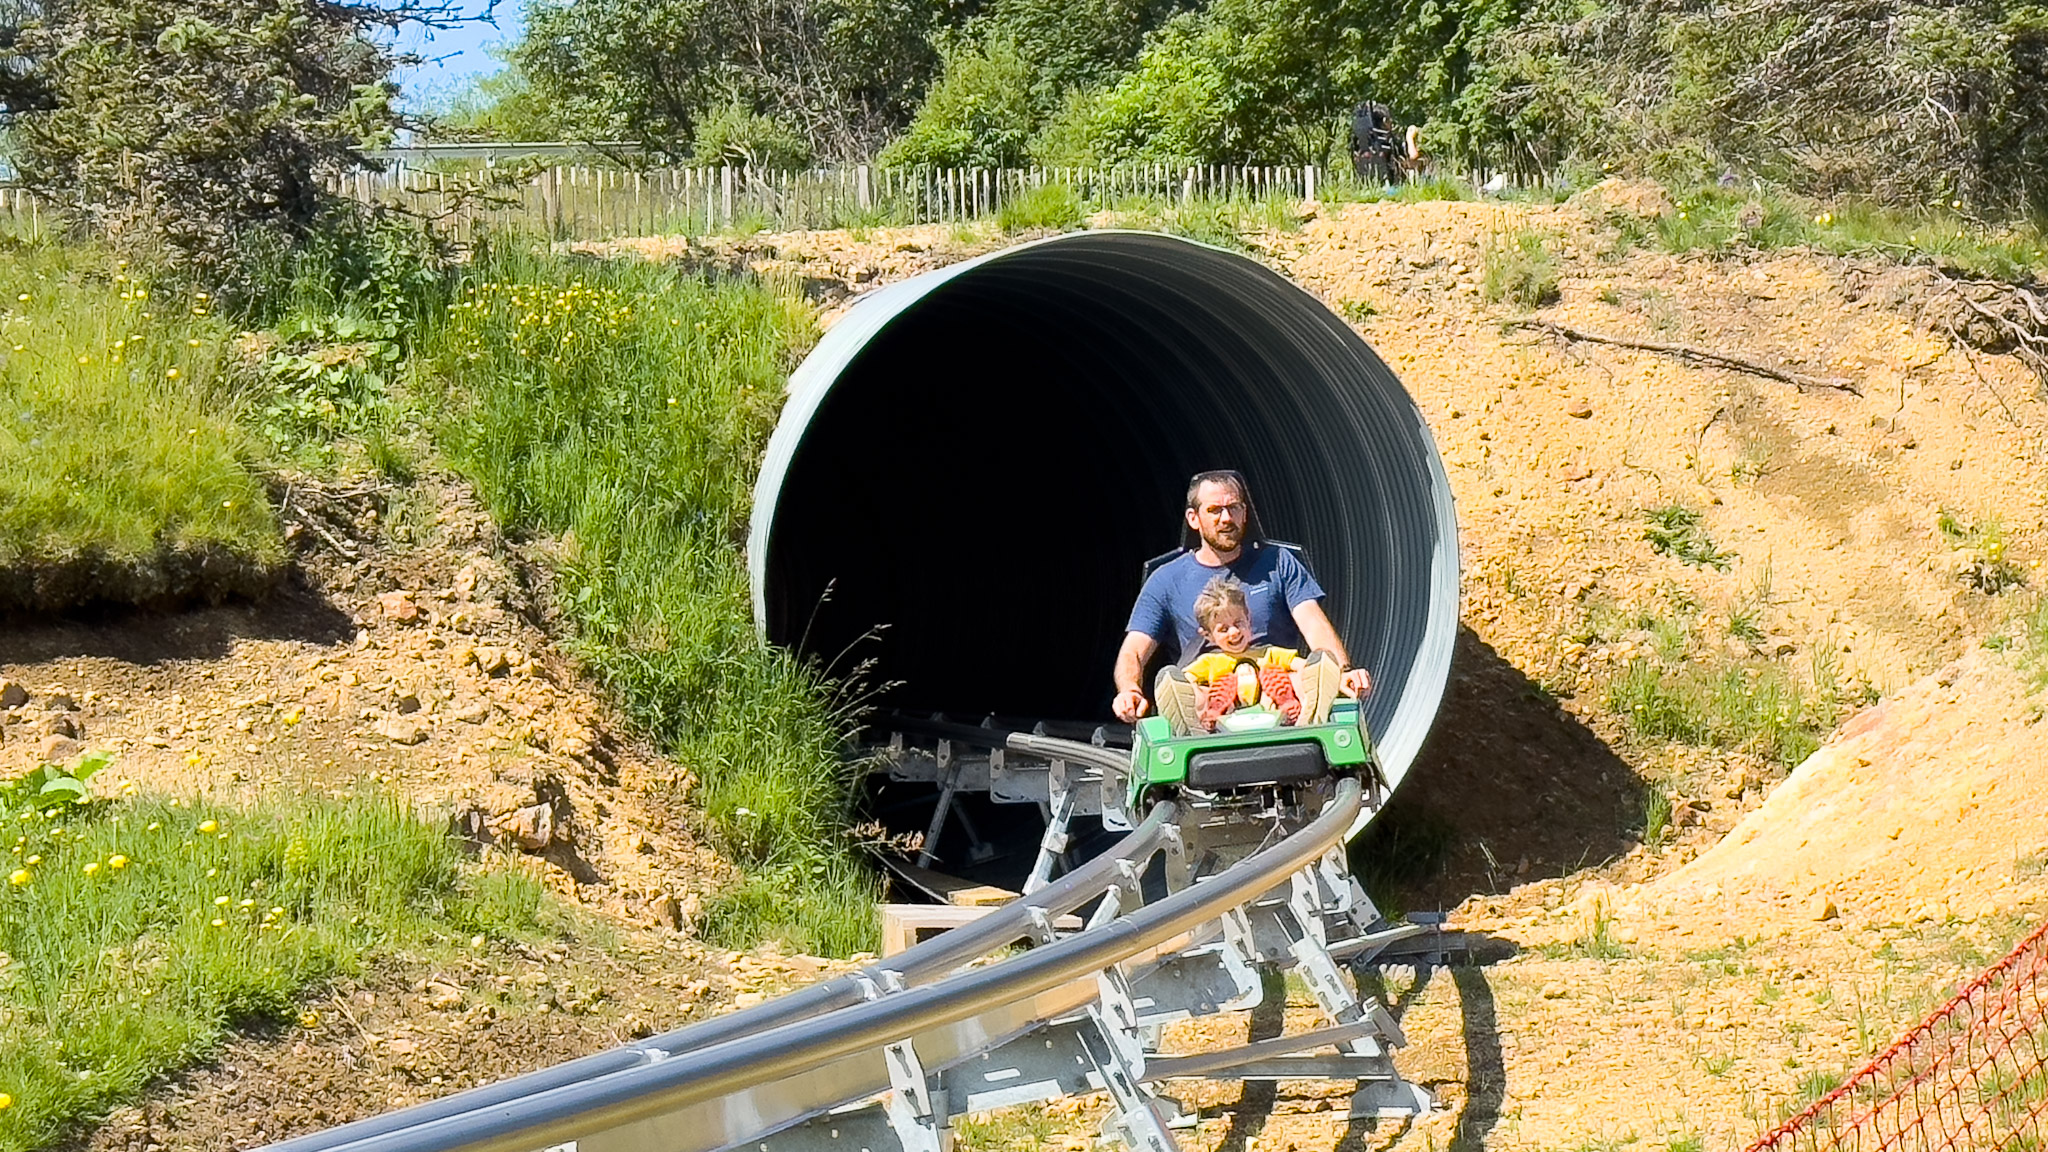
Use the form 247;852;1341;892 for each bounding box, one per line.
1126;544;1326;664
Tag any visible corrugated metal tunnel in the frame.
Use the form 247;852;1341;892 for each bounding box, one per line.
747;230;1459;793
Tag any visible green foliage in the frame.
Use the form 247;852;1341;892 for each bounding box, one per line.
1642;505;1733;570
0;246;283;612
1938;508;2027;594
995;183;1084;232
1539;899;1630;959
0;752;109;817
1474;1;2048;221
1607;658;1828;768
1;0;418;298
880;42;1039;168
516;0;944;160
0;785;551;1152
692;103;816;169
430;63;569;143
420;240;876;954
1482;227;1561;307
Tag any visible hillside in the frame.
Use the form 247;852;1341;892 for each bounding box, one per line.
8;189;2048;1150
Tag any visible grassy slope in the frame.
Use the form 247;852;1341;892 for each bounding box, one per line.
0;779;551;1152
418;241;877;955
0;243;283;610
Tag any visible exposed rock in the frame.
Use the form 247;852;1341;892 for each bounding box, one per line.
376;591;421;624
1565;399;1594;419
40;713;78;740
495;802;556;852
38;735;80;763
0;680;27;709
44;691;77;711
392;690;422;715
373;716;429;746
453;701;491;724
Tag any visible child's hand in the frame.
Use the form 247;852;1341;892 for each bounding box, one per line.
1340;668;1373;699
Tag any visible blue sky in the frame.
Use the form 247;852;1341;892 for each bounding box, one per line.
392;0;528;112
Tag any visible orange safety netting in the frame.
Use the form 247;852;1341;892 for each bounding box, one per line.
1747;918;2048;1152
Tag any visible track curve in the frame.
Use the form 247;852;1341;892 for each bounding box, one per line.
748;230;1458;802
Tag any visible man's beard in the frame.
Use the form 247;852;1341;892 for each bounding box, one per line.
1205;523;1243;552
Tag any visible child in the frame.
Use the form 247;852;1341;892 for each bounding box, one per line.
1153;575;1344;736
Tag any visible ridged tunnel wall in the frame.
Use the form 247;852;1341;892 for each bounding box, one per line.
747;231;1459;794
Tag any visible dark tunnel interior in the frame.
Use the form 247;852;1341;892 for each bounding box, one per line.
751;231;1459;788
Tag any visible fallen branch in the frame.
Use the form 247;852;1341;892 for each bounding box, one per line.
1506;319;1862;395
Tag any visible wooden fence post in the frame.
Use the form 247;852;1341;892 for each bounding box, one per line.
721;165;734;229
857;164;872;212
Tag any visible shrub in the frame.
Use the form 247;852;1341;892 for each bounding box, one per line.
995;183;1083;232
880;42;1039;169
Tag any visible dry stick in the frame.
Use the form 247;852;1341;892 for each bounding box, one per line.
1506;318;1862;395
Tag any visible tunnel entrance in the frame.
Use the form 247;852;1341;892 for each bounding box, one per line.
749;231;1459;796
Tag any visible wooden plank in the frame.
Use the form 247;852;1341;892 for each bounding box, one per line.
878;903;1084;958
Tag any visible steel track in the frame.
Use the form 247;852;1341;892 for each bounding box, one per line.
263;728;1434;1152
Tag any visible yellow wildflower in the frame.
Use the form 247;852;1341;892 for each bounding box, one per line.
198;820;218;834
108;855;128;869
8;868;26;886
82;861;99;875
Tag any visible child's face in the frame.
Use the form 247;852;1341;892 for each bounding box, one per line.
1203;605;1253;654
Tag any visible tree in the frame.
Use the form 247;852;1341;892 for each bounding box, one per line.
432;62;569;142
514;0;950;161
1;0;451;292
878;41;1036;167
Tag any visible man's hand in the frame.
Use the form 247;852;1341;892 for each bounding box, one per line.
1111;631;1159;724
1113;687;1150;723
1340;667;1373;699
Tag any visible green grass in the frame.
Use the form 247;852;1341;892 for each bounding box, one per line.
952;1103;1059;1150
1642;504;1733;570
995;183;1083;233
1607;657;1827;768
0;778;552;1152
419;237;877;955
0;242;284;610
1539;901;1631;960
1636;184;2048;282
1483;228;1562;308
1937;508;2026;594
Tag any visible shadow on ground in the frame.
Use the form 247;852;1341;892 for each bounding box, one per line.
0;574;356;665
1355;625;1643;911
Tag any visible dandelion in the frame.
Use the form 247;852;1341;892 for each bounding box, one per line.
108;855;128;869
210;918;226;927
82;861;99;875
8;869;26;886
198;820;218;834
187;338;200;347
215;895;230;906
166;368;180;379
15;293;26;302
25;855;40;865
77;354;89;364
146;821;160;831
299;1010;320;1027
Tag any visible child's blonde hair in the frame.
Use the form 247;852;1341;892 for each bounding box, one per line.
1193;575;1249;632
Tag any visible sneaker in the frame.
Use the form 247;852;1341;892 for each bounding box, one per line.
1297;651;1343;725
1154;666;1204;737
1258;666;1302;723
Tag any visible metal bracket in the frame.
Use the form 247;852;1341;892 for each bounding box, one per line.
1023;758;1075;895
880;1039;944;1152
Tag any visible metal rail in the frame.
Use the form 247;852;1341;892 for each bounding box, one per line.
262;774;1428;1152
267;745;1172;1152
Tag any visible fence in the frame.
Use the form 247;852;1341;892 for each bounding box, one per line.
1747;918;2048;1152
323;162;1327;242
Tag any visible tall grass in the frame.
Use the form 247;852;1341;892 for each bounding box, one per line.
0;241;282;610
0;787;548;1152
420;237;877;954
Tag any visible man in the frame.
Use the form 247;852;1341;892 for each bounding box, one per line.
1111;470;1373;723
